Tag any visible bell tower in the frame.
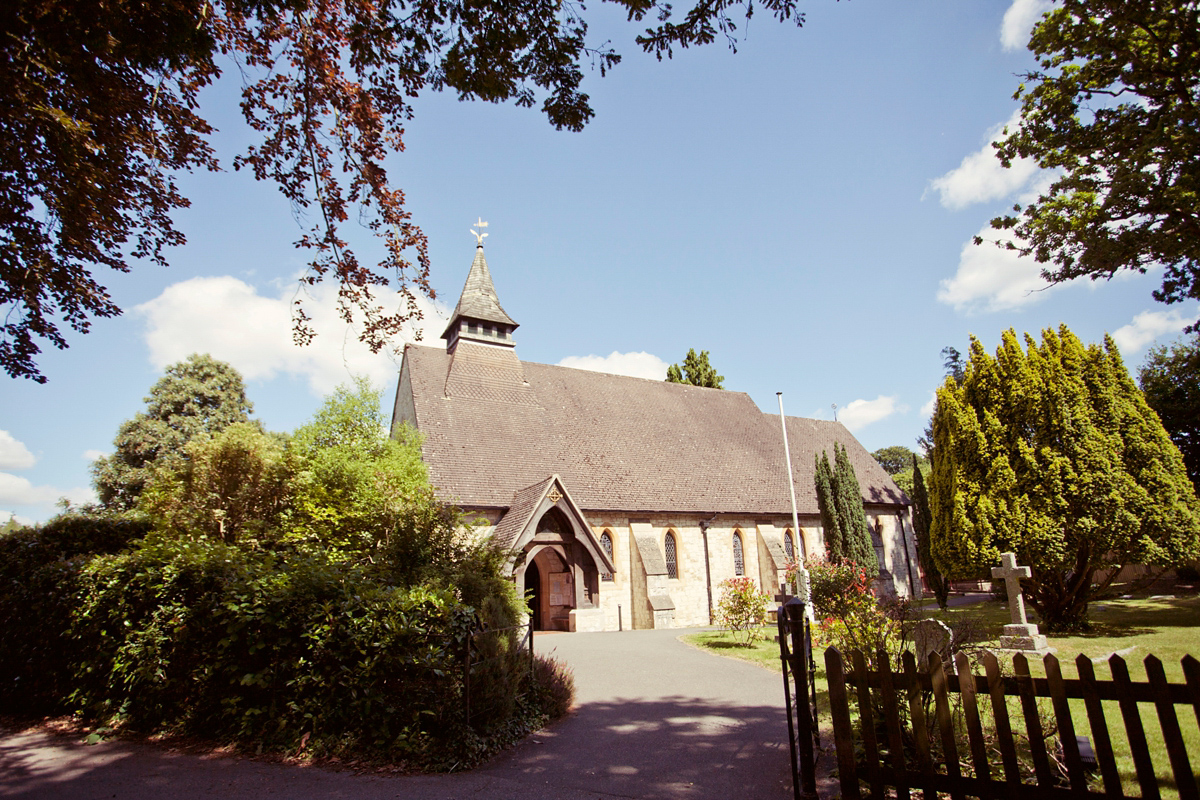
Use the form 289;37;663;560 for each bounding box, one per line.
441;219;518;354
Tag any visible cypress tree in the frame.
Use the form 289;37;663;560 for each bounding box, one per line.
834;443;877;575
910;452;948;608
814;451;841;561
931;325;1200;631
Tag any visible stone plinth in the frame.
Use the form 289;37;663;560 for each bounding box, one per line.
991;552;1053;653
999;623;1050;652
569;608;605;632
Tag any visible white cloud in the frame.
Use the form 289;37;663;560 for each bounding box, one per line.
0;472;94;508
137;276;449;396
1110;308;1200;355
557;351;670;381
937;223;1067;312
1000;0;1055;51
838;396;905;432
920;391;938;418
0;431;35;470
82;449;106;462
928;111;1040;210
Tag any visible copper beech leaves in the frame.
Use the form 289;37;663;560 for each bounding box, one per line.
1;0;808;382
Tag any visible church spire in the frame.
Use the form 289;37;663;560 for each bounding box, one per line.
442;221;518;352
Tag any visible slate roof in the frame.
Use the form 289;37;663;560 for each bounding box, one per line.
440;245;517;340
400;342;909;515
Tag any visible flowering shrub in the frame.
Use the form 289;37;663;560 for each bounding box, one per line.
805;559;898;668
716;577;770;646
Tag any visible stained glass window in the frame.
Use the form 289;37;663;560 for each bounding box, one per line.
600;532;614;581
784;530;795;561
665;532;678;579
733;532;744;576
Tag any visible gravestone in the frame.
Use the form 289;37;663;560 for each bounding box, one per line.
912;618;952;670
991;552;1051;652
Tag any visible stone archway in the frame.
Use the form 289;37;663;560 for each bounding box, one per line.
527;546;573;631
524;557;543;630
502;477;613;632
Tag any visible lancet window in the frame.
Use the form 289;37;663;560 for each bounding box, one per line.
600;532;615;581
664;532;678;579
733;532;745;576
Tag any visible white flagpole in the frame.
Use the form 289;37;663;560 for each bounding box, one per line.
777;393;812;617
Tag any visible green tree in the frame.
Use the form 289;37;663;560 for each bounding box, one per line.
286;377;428;554
930;326;1200;631
1139;332;1200;494
814;444;877;575
985;1;1200;317
871;445;920;476
91;354;254;510
665;348;725;388
941;346;965;383
918;344;966;455
2;0;807;383
138;422;291;543
833;443;876;574
910;453;948;609
814;451;841;562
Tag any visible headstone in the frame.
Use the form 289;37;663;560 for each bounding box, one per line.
912;618;952;669
991;552;1051;652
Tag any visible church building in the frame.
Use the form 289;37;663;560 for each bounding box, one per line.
390;239;920;631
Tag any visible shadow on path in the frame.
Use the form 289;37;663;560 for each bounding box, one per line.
481;695;792;798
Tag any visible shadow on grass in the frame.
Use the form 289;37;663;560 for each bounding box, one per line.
705;640;759;650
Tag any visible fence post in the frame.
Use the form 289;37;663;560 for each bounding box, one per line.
778;606;800;800
528;615;535;684
783;597;818;799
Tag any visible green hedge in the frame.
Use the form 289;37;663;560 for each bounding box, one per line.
0;520;551;766
0;512;151;712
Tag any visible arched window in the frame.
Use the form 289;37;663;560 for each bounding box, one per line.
784;530;795;561
600;532;615;581
733;532;745;576
664;532;678;579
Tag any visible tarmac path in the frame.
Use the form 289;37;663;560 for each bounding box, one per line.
0;628;797;799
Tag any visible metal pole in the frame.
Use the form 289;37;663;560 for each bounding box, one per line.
777;393;812;618
618;604;622;631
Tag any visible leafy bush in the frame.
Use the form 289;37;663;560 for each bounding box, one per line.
716;577;769;645
0;510;151;713
806;559;898;668
530;654;575;719
0;380;548;768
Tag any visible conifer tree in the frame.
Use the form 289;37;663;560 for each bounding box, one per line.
910;453;948;609
814;444;877;577
834;443;877;575
931;326;1200;631
814;451;841;561
666;348;724;388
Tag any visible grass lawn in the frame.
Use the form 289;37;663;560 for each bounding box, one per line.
685;592;1200;797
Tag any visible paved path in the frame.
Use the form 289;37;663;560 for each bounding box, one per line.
1;628;797;799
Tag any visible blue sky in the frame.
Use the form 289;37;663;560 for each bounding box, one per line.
3;0;1196;524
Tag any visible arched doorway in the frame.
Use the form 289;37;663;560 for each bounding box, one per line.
524;558;543;630
527;546;573;631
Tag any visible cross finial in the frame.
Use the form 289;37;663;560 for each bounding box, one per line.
470;217;489;246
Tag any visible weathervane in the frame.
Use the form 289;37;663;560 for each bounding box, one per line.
470;217;489;246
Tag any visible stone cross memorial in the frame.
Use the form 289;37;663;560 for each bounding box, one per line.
991;552;1050;652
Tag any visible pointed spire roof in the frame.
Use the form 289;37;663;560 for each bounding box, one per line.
441;244;517;341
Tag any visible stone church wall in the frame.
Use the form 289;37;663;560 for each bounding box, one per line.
587;516;635;631
866;506;920;599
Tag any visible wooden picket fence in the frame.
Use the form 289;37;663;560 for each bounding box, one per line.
825;647;1200;800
